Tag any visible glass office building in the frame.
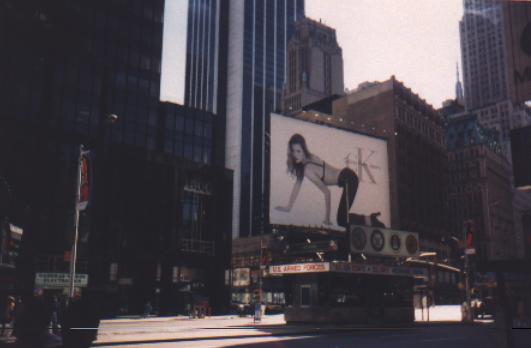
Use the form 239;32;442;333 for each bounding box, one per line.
224;0;305;237
0;0;232;314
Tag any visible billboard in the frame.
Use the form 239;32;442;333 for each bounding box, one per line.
269;113;390;231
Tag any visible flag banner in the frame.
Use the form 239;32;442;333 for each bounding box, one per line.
78;150;92;211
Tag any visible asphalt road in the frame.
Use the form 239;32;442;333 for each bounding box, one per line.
92;323;531;348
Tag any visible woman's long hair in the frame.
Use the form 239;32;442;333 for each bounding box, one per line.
287;134;311;181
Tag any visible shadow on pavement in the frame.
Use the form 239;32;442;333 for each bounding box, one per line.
218;324;503;348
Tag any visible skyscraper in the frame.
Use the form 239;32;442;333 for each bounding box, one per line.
459;0;531;158
0;0;234;314
455;63;464;105
459;0;508;110
282;17;344;114
184;1;305;237
184;0;222;114
225;0;305;237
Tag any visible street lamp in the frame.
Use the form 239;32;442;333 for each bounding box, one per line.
68;113;118;299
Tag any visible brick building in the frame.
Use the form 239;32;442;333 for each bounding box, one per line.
298;77;449;249
446;113;515;261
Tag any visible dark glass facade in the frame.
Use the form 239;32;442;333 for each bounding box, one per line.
0;0;232;314
184;0;219;113
235;0;305;237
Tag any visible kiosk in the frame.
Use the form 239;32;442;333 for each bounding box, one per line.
270;261;426;324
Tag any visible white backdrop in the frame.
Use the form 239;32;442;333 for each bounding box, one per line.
269;113;391;230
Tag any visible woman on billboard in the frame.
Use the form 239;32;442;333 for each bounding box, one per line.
275;134;384;228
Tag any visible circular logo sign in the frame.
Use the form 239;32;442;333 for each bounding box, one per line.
370;229;385;252
521;22;531;57
350;226;367;251
390;234;401;252
406;235;419;255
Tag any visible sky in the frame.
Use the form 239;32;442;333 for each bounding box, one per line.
160;0;464;109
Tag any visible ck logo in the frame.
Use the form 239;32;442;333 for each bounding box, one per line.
345;148;381;184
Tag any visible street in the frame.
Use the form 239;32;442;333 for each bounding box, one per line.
92;323;505;348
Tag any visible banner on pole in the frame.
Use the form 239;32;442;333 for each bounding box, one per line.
78;150;92;211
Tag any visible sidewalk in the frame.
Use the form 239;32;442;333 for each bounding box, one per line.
415;304;463;322
0;310;490;347
92;311;484;346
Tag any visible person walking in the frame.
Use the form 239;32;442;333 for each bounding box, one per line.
0;296;15;337
61;293;102;348
12;296;62;348
143;301;152;318
49;296;60;335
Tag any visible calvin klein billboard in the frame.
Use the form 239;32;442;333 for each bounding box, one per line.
269;113;391;231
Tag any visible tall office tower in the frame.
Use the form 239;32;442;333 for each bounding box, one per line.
225;0;305;237
184;0;222;114
459;0;508;110
183;0;229;168
282;17;344;114
459;0;531;158
455;63;464;106
0;0;233;313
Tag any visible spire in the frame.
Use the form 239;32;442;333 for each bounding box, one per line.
455;62;464;105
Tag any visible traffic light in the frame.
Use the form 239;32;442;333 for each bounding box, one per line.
464;220;476;255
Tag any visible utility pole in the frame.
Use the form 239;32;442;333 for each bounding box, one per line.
255;238;264;322
464;220;473;321
465;253;472;321
68;144;83;298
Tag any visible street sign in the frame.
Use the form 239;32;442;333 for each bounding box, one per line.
269;262;330;275
35;272;88;289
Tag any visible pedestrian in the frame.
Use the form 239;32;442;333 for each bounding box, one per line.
11;297;23;338
12;296;62;348
0;296;15;337
461;301;470;321
49;296;60;335
61;294;101;348
143;301;152;318
186;303;192;318
513;299;530;328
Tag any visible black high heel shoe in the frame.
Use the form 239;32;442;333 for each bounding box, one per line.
370;212;386;228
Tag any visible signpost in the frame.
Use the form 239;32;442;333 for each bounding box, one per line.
69;145;85;298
